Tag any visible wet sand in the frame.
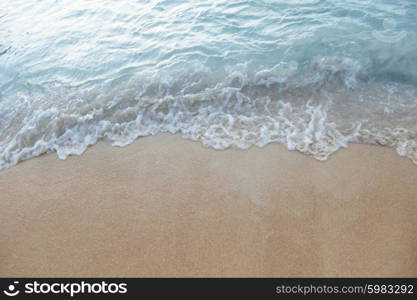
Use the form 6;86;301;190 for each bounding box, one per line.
0;134;416;277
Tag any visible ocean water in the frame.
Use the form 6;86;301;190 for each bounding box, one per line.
1;0;417;169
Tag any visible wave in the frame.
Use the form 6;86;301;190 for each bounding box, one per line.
1;57;417;170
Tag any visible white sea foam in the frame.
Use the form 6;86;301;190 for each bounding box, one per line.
1;58;417;170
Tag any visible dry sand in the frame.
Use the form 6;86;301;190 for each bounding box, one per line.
0;133;416;277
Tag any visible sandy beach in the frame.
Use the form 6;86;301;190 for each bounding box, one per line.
0;133;416;277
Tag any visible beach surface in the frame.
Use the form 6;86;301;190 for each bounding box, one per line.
0;134;416;277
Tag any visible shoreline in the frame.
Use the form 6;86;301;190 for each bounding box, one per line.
0;133;416;277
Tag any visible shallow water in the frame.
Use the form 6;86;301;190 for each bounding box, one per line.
1;0;417;169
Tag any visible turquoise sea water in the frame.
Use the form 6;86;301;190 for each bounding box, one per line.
1;0;417;169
